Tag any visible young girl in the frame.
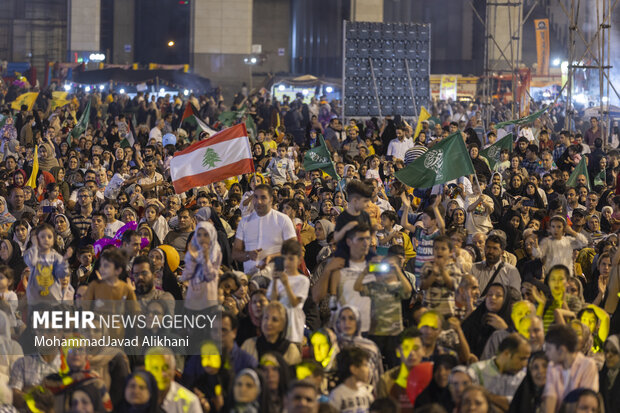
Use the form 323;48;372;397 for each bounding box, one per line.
102;201;124;238
0;265;18;324
181;221;222;311
23;224;70;305
83;248;136;301
40;183;65;215
267;239;310;345
141;202;170;242
11;220;31;254
365;155;381;183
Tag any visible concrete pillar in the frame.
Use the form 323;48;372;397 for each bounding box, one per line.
112;0;134;64
68;0;100;56
352;0;383;22
191;0;253;92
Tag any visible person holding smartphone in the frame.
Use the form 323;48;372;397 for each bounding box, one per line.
353;255;412;369
267;239;310;345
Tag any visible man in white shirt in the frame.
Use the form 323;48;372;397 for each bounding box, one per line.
332;224;374;333
149;119;164;144
387;127;413;162
145;348;202;413
233;184;297;274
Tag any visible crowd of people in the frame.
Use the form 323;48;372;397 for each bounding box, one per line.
0;83;616;413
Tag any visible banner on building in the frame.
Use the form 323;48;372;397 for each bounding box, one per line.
535;19;550;75
439;75;457;101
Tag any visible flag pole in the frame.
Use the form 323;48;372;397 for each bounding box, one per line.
473;173;483;195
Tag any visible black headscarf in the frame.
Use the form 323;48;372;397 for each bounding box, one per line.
500;210;524;254
508;352;548;413
414;354;458;412
461;283;513;357
0;239;25;289
115;370;164;413
255;307;292;359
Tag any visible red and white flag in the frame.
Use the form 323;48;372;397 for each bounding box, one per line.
170;123;254;193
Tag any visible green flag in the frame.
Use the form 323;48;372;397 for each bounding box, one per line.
303;135;340;181
495;106;549;129
68;99;91;146
219;108;256;139
594;169;606;187
394;132;475;188
566;157;590;190
480;133;513;169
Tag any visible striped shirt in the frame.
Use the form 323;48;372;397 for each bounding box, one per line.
404;145;428;165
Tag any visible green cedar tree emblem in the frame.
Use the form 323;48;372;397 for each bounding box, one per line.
202;148;221;169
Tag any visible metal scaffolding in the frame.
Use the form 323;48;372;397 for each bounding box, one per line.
557;0;617;145
469;0;537;125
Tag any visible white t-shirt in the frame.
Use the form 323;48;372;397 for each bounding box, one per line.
235;209;297;274
337;261;375;333
267;274;310;343
149;127;163;144
329;382;374;413
105;220;125;238
387;138;414;160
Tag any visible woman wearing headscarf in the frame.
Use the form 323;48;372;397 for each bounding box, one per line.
333;305;384;391
115;370;164;413
461;283;513;358
508;352;548;413
37;139;59;172
10;220;31;254
225;368;270;413
50;166;70;203
446;207;467;233
500;210;524;254
469;144;492;183
35;170;55;203
12;169;26;188
0;197;15;237
194;206;232;268
599;334;620;413
237;289;269;346
241;301;302;366
54;214;76;255
304;219;335;274
181;221;222;312
68;384;110;413
258;352;290;413
414;354;458;412
0;239;25;290
484;180;505;227
506;173;525;197
148;247;182;300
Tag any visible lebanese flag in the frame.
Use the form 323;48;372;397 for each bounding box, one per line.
170;123;254;193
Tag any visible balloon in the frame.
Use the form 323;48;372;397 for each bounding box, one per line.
158;245;180;272
162;133;177;147
93;237;120;257
406;362;433;406
114;221;138;240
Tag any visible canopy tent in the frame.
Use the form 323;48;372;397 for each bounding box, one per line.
268;74;340;90
71;68;212;93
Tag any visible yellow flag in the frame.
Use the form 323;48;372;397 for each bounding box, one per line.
26;146;39;189
413;106;431;140
10;92;39;111
50;91;70;110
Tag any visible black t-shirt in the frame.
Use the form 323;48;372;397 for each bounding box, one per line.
334;210;372;258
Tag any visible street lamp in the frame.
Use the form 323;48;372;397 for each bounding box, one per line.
243;55;259;90
167;40;175;47
552;58;561;66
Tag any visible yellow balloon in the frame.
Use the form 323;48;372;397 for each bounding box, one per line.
158;245;180;272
